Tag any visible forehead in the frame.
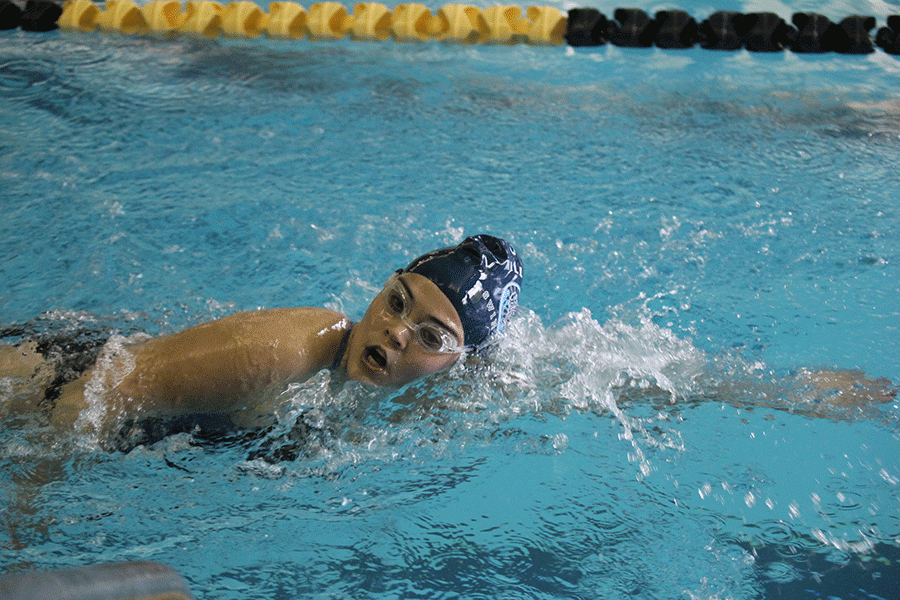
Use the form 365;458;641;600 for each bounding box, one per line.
396;272;463;338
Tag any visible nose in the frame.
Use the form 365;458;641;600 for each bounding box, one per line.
385;317;412;350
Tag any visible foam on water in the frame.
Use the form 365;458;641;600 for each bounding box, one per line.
74;332;151;449
198;299;706;480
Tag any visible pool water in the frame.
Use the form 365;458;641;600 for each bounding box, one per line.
2;0;899;598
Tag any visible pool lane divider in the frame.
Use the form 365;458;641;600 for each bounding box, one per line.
2;0;900;54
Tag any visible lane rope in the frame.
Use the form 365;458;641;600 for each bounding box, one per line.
2;0;899;53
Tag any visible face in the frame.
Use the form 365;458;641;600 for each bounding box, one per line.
343;272;465;387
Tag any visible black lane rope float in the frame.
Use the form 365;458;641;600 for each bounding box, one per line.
1;0;899;54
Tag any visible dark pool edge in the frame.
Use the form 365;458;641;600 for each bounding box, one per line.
0;561;196;600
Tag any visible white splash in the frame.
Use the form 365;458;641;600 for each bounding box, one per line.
74;332;149;449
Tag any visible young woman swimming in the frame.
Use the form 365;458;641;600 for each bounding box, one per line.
0;234;523;439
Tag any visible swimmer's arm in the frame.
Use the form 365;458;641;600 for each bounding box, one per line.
700;368;896;417
116;308;350;416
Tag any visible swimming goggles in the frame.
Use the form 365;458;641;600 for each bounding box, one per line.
382;274;464;355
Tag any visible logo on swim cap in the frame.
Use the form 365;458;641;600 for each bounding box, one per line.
497;281;520;335
404;234;523;349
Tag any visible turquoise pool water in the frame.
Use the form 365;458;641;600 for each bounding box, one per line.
2;1;899;598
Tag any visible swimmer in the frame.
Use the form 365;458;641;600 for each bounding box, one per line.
0;234;523;439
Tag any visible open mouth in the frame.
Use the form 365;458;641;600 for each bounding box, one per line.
364;345;388;370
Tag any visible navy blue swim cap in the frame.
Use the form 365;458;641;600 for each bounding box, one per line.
404;234;523;349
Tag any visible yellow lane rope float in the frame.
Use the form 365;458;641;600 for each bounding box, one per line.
57;0;568;44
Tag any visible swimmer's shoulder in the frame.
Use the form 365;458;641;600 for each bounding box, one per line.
136;307;350;376
204;306;350;366
179;307;348;335
221;307;349;337
267;307;351;373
